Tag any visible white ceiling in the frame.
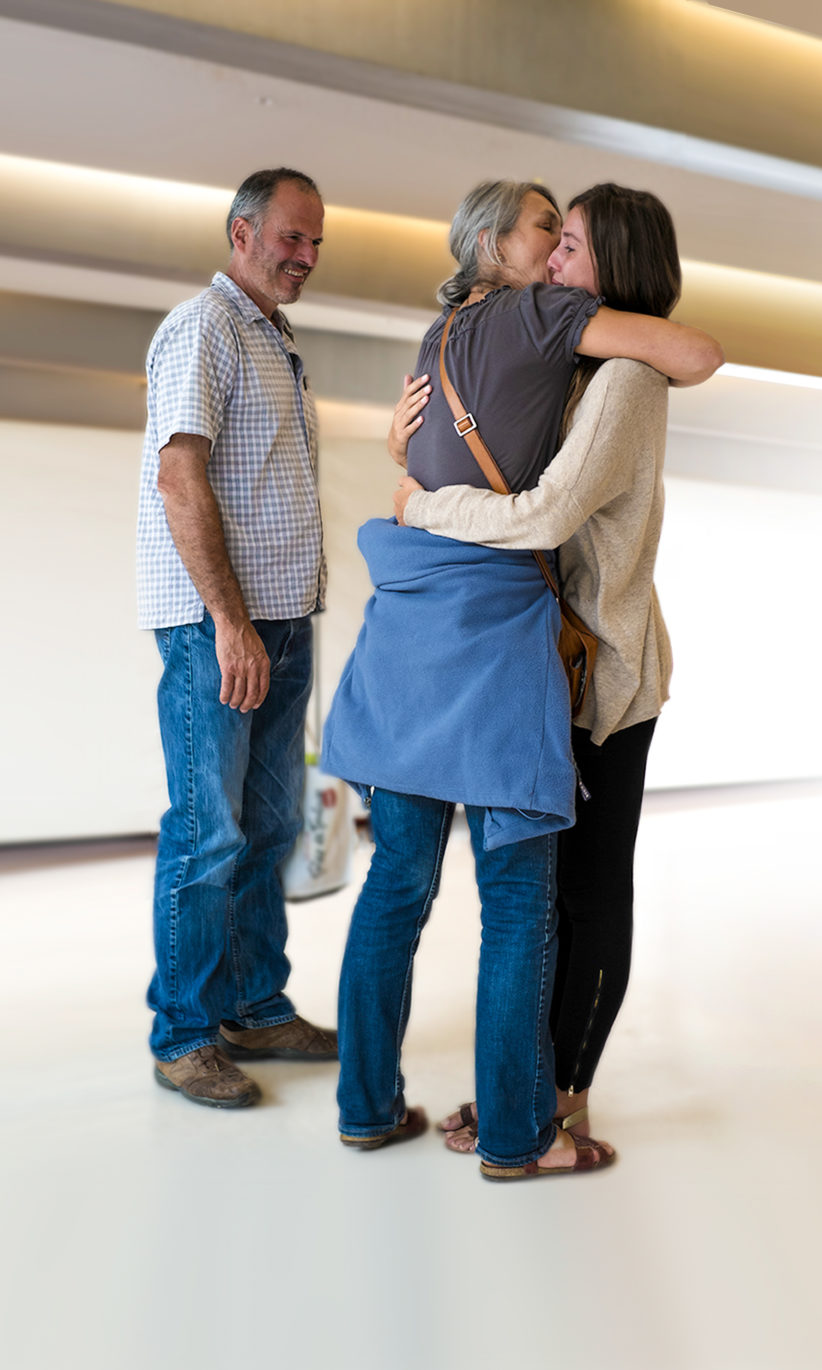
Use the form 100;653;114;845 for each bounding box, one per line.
0;2;818;463
0;12;821;288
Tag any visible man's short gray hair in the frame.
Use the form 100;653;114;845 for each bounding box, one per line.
437;180;560;308
226;168;321;246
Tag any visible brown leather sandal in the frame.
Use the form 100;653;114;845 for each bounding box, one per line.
479;1132;616;1181
340;1106;428;1150
437;1101;477;1133
442;1100;591;1154
444;1124;478;1154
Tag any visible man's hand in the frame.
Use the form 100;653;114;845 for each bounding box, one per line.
214;617;271;712
394;475;425;525
388;373;431;467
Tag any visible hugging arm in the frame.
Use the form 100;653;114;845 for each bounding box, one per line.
388;373;431;467
577;307;723;386
398;361;666;547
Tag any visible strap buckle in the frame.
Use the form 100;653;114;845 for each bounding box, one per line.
454;412;477;436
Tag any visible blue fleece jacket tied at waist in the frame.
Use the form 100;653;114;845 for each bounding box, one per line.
321;518;576;849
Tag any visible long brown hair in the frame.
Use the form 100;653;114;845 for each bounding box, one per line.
560;183;681;438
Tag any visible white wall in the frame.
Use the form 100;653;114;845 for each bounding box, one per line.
0;406;398;843
649;370;822;786
2;423;162;842
2;372;820;842
648;474;822;787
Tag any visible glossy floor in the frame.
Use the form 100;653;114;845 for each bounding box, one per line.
2;782;820;1370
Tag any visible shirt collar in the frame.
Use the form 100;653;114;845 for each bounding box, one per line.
210;271;276;326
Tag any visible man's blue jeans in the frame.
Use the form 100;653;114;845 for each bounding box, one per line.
337;788;559;1166
148;613;312;1061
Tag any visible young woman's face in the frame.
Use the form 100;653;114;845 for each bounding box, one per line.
493;190;562;288
547;206;599;294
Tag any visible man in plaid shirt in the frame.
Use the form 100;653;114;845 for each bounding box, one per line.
137;168;336;1108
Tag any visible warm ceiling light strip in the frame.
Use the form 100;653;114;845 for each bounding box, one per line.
718;363;822;391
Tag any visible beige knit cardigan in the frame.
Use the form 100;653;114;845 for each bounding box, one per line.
403;358;673;745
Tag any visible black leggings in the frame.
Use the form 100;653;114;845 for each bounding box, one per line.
549;716;657;1093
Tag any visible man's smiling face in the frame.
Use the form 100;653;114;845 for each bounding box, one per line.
230;179;324;316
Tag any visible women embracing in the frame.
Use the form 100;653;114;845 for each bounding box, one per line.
323;180;722;1180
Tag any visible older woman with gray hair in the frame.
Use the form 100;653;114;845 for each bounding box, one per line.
322;179;721;1181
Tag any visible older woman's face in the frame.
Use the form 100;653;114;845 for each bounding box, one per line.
547;206;599;294
494;190;562;288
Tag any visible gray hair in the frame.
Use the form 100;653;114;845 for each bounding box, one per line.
226;168;321;246
437;180;560;307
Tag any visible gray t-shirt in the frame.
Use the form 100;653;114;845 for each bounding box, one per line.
408;283;599;494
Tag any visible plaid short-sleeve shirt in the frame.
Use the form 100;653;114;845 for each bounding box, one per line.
137;272;326;629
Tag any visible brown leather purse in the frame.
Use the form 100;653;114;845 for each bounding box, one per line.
438;308;597;718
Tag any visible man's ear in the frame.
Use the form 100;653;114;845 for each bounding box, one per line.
229;216;251;253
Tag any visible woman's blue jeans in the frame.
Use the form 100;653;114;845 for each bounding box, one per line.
148;613;312;1061
337;788;558;1166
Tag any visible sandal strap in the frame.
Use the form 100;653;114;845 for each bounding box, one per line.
556;1104;589;1131
568;1134;600;1170
458;1102;477;1129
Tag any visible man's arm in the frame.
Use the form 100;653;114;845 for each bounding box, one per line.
157;433;270;711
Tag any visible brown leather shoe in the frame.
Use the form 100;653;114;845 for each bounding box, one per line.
217;1015;338;1061
153;1044;261;1108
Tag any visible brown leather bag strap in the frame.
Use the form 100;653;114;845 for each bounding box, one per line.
438;309;508;495
438;308;561;601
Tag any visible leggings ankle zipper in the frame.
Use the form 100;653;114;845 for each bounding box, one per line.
567;968;603;1095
